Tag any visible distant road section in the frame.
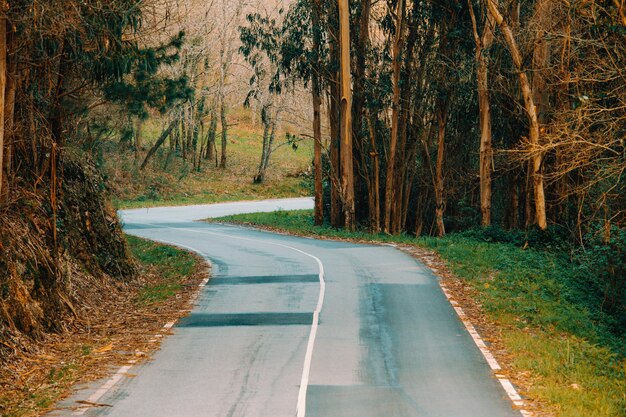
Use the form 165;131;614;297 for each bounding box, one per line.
119;197;314;223
50;198;521;417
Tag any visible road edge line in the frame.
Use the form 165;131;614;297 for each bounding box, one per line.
440;283;532;416
71;239;211;415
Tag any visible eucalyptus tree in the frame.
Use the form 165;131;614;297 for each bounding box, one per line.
240;9;291;184
239;0;624;243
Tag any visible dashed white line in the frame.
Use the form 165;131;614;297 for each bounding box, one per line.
440;284;531;416
71;238;211;414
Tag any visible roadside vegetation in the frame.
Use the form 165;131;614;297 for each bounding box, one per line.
106;113;313;210
0;236;205;417
214;210;626;417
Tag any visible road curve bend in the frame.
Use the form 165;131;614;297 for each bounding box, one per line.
50;198;523;417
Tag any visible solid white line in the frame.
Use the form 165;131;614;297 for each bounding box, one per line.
134;223;326;417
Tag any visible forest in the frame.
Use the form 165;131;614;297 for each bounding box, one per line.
0;0;624;415
240;0;625;320
243;0;625;240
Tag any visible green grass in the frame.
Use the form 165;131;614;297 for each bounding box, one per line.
213;209;626;417
126;235;197;304
107;119;313;209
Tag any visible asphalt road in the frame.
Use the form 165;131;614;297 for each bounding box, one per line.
51;198;522;417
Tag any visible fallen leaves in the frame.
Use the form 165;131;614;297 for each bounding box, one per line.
0;248;209;416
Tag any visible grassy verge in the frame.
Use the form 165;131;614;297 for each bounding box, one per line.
214;209;626;417
126;235;197;304
0;236;204;417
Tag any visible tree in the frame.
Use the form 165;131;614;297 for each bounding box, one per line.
383;0;406;234
338;0;355;230
312;0;324;226
468;0;494;226
485;0;547;230
0;7;6;199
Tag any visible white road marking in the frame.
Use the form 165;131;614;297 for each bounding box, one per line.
72;364;133;415
440;285;531;416
70;239;211;414
132;223;326;417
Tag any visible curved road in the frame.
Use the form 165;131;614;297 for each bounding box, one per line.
51;198;522;417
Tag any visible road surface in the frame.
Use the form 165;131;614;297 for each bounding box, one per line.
51;198;522;417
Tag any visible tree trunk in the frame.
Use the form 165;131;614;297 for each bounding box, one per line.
383;0;405;234
0;14;6;199
351;0;371;227
312;86;323;226
367;112;380;233
435;107;447;237
486;0;547;229
254;107;272;184
140;119;178;170
180;116;187;160
219;97;227;168
328;89;342;228
338;0;355;231
312;0;324;226
524;163;534;227
328;20;342;228
469;1;495;226
206;107;217;160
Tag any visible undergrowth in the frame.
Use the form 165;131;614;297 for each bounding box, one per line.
214;209;626;417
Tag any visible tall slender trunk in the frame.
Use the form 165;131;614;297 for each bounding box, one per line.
393;5;419;234
367;112;380;233
219;96;227;168
469;1;495;226
312;0;324;226
312;86;323;226
351;0;371;227
435;107;447;237
180;116;187;160
555;18;571;221
524;163;534;227
338;0;355;230
383;0;405;233
328;84;341;228
328;17;342;228
0;14;6;199
486;0;547;229
254;107;272;184
206;107;217;160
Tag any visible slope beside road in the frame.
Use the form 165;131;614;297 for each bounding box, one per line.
50;198;523;417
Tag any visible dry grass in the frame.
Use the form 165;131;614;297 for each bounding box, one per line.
0;237;208;417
